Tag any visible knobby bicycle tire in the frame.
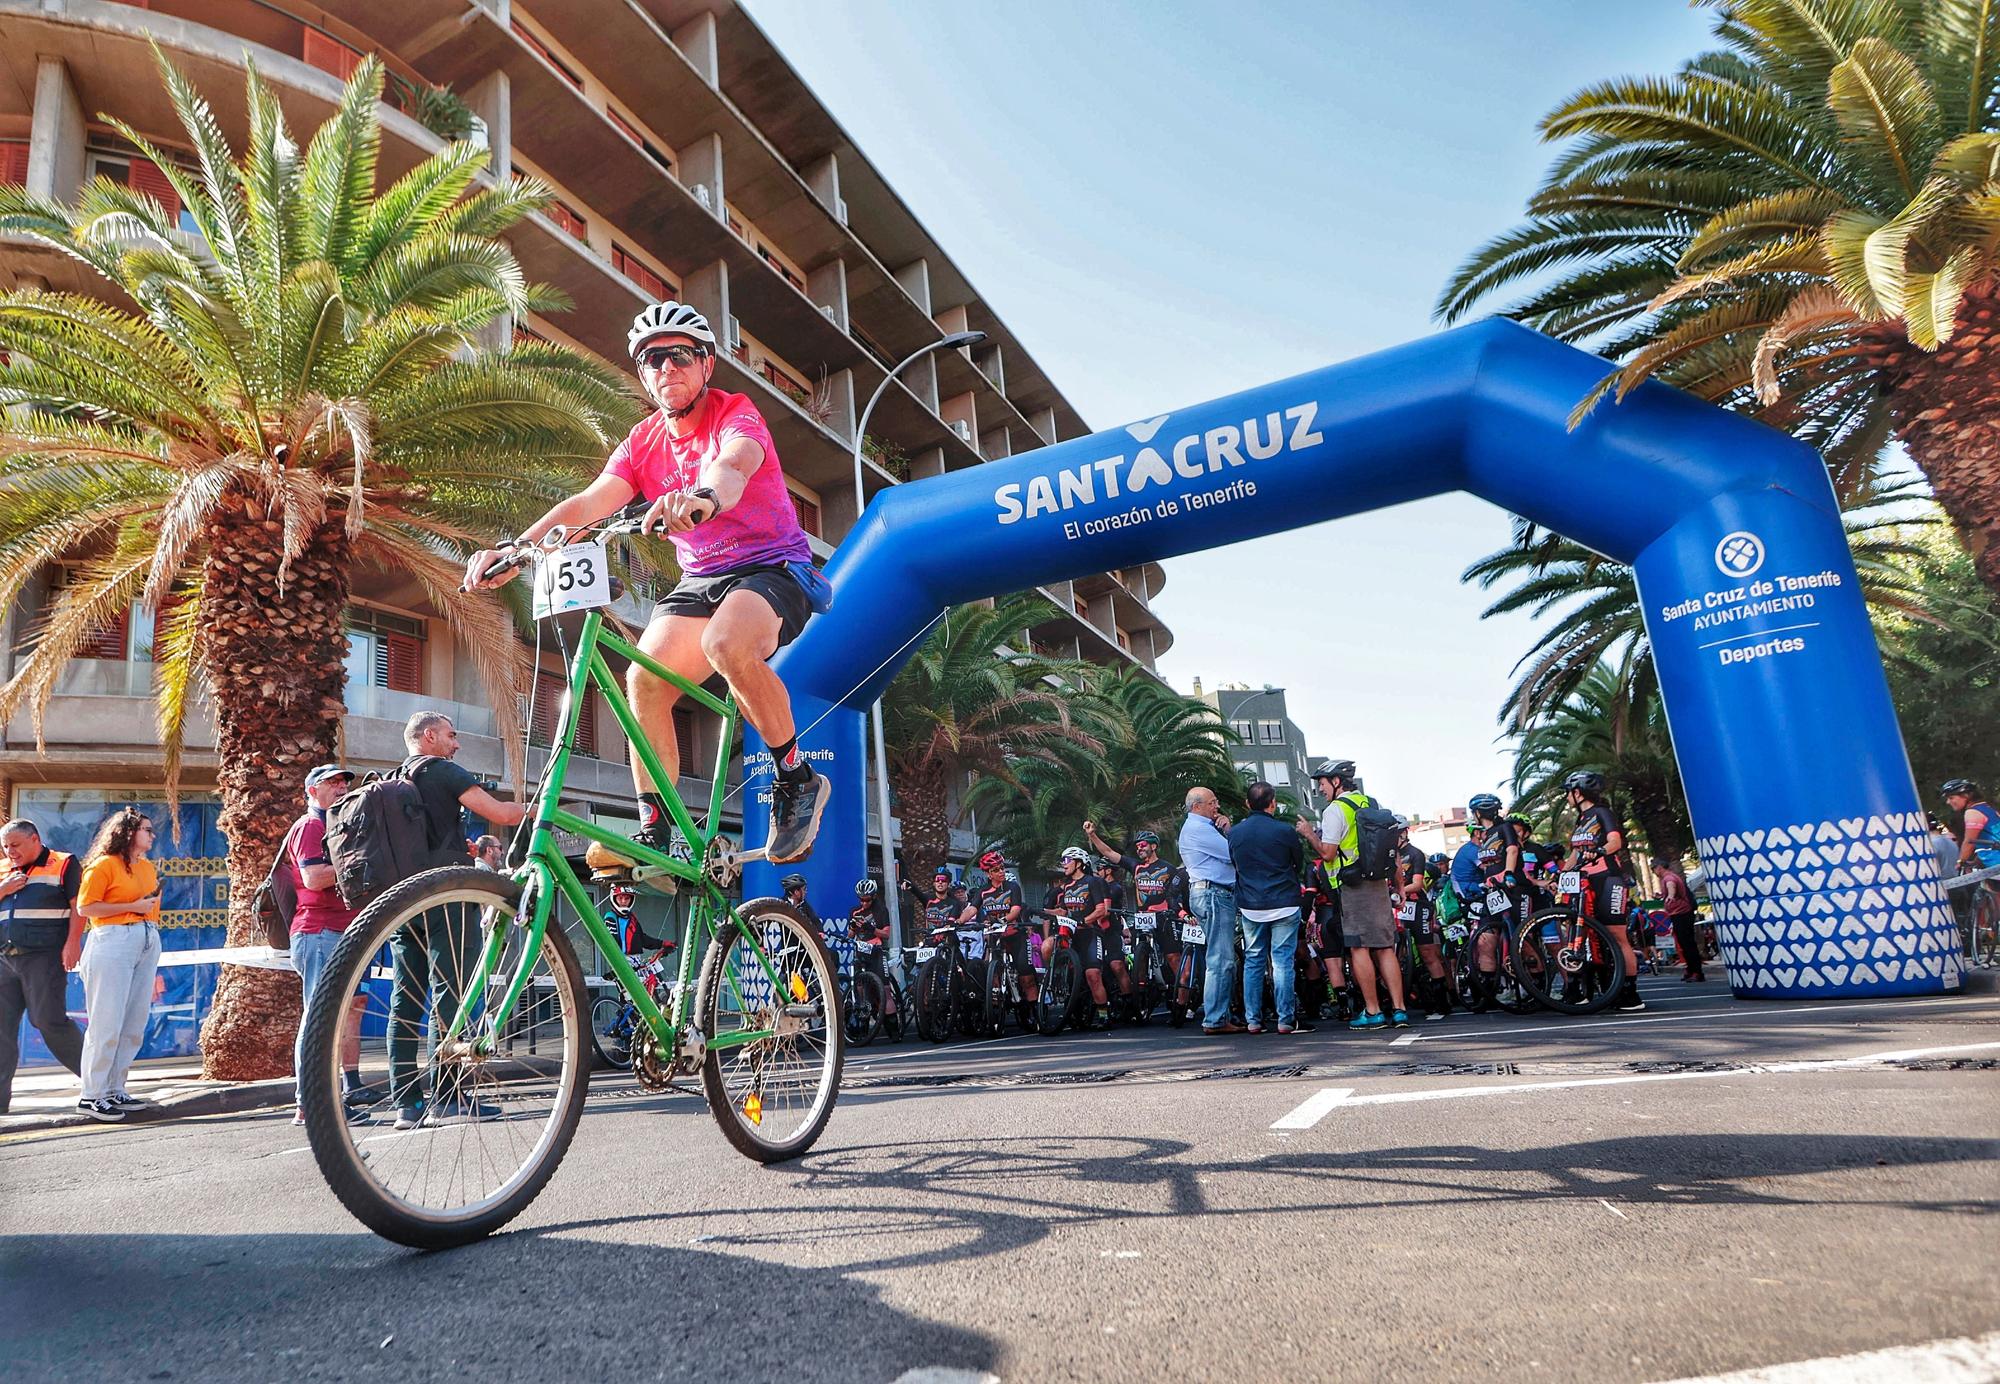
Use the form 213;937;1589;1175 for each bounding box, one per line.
1514;908;1627;1015
589;996;634;1071
1037;950;1081;1036
847;971;885;1046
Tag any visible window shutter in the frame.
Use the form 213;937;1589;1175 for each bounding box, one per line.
79;606;130;660
382;633;423;693
549;200;586;240
128;160;181;224
303;29;365;80
790;492;821;538
0;141;29;186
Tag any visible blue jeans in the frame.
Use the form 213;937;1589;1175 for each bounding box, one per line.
1239;909;1301;1029
292;929;343;1102
1191;883;1239;1029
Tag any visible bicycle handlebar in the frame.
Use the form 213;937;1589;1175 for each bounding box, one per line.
457;499;714;592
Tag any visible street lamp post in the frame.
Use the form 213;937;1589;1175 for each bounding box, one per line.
851;329;988;954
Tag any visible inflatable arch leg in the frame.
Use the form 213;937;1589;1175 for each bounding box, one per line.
743;320;1963;1000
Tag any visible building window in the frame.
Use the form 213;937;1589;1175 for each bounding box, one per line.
88;153;195;233
755;242;805;292
302;29;365;81
790;492;821;538
0;141;29;186
511;19;584;90
1229;719;1252;742
851;321;894;370
514;323;549;347
1265;760;1292;787
547;199;587;241
758;359;808;406
605;108;673;175
611;243;669;300
530;670;596;756
345;607;424;694
1258;720;1284;744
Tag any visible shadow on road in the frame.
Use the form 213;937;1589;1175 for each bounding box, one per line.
0;1229;997;1384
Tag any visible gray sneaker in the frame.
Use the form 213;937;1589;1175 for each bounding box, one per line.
766;769;830;864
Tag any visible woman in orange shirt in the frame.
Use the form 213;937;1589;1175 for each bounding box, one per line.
75;808;163;1122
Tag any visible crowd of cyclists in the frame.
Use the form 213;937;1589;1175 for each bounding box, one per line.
749;765;1738;1047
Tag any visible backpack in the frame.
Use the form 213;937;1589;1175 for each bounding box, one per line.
254;819;305;950
1336;792;1401;884
324;757;440;911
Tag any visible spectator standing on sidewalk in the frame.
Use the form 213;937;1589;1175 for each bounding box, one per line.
1179;786;1242;1036
74;808;163;1123
471;835;505;871
0;819;86;1116
1231;782;1311;1034
1654;856;1705;982
388;711;529;1129
288;766;375;1124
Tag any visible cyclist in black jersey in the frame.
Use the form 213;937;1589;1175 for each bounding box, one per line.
919;868;976;934
1562;770;1646;1011
1084;822;1189;980
1051;844;1126;1027
845;879;896;1020
780;873;823;935
971;849;1038;1008
1467;792;1523;987
1395;828;1451;1018
1095;857;1129;914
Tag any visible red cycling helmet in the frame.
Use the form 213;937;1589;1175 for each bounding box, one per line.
979;850;1006;871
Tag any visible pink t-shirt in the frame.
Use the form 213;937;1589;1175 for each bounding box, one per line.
602;390;811;577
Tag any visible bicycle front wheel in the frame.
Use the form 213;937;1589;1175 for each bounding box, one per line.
696;897;844;1163
590;996;634;1070
299;866;590;1249
1515;909;1627;1014
847;971;884;1047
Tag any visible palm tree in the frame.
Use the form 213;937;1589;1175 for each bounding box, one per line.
1438;0;2000;593
0;53;638;1077
1464;488;1940;731
878;595;1104;885
1511;659;1692;863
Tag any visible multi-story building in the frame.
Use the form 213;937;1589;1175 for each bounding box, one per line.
0;0;1172;1060
1196;679;1314;800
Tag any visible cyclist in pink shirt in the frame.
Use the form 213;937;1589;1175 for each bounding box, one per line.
464;302;829;863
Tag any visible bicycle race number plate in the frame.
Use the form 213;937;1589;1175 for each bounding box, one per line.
1397;902;1417;922
1134;916;1155;933
1559;870;1582;896
915;946;936;963
1182;922;1205;944
1485;888;1511;915
532;540;612;619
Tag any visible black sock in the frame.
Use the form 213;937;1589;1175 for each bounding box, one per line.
342;1068;362;1092
771;737;812;784
638;792;669;831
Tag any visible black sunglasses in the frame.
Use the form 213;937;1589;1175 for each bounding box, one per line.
637;344;707;370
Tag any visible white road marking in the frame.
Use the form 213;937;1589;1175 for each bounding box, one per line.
1417;993;1992;1045
1267;1041;2000;1130
1271;1087;1356;1130
1598;1198;1627;1220
1656;1330;2000;1383
1389;1032;1425;1046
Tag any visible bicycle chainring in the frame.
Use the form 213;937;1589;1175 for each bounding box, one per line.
631;1023;674;1092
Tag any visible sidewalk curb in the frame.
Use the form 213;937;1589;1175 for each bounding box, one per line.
1;1078;293;1135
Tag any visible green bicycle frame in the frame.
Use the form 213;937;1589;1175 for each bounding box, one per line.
444;607;791;1056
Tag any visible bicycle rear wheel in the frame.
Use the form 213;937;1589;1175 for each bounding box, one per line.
1465;919;1538;1014
1037;950;1081;1035
696;897;844;1163
300;866;589;1249
846;971;885;1046
589;996;634;1070
1514;909;1626;1014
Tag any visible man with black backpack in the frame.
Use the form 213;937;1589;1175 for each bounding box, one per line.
1297;759;1408;1030
283;765;377;1125
381;711;528;1129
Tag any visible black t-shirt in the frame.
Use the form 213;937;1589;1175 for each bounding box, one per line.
1100;877;1127;913
405;755;479;863
920;890;965;932
847;900;888;944
1397;843;1429;888
1475;820;1522;879
1115;854;1183;911
1055;873;1111;924
1570;802;1630;876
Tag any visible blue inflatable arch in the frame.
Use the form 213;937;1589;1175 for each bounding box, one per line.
745;319;1964;1000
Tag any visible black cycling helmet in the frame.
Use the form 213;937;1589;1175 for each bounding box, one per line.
1467;792;1503;817
1134;830;1161;846
780;872;807;891
1941;778;1979;798
1310;758;1356;783
1562;770;1606;796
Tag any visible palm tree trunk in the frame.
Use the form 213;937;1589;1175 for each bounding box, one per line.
197;495;352;1080
1882;289;2000;598
890;757;952;887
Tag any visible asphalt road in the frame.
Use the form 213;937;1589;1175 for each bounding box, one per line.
5;972;1997;1384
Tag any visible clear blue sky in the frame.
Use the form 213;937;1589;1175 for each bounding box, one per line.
745;0;1717;817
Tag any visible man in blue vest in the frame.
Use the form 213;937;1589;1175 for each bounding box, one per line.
0;818;86;1114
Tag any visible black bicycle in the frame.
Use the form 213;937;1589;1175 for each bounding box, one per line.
1033;913;1087;1036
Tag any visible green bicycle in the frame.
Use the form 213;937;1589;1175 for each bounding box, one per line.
299;511;843;1248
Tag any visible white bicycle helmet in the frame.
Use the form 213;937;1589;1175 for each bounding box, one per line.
627;300;716;356
1060;846;1091;868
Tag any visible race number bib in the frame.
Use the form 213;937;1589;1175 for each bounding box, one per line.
1485;888;1511;915
1559;871;1582;896
1182;923;1205;944
533;540;613;618
1396;902;1417;923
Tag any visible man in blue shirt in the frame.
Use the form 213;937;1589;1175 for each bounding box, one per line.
1178;785;1242;1035
1230;782;1311;1033
1450;839;1483;902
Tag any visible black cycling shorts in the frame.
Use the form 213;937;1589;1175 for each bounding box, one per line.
1405;899;1441;947
992;929;1036;976
1587;872;1631;929
652;563;812;648
1080;922;1125;971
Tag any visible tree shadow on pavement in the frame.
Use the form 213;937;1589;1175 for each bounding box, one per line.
0;1229;996;1384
